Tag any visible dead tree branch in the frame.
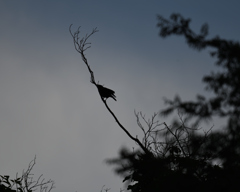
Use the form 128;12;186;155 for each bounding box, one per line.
21;156;55;192
0;156;54;192
69;25;97;85
69;25;150;154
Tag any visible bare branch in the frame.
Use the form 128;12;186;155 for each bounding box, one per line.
100;185;111;192
102;98;150;154
134;111;165;155
20;156;55;192
69;24;98;85
69;25;151;155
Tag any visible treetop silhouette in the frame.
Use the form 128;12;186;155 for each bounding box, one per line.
69;14;240;191
157;13;240;125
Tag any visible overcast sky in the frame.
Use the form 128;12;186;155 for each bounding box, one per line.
1;1;240;192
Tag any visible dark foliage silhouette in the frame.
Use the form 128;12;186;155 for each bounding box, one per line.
96;84;116;101
107;112;234;192
157;13;240;170
157;13;240;123
0;156;54;192
106;14;240;192
0;182;16;192
70;14;240;191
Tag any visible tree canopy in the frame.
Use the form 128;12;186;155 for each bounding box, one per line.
106;13;240;192
158;13;240;123
157;13;240;170
69;14;240;191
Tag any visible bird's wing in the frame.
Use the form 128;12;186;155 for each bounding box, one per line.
104;87;115;94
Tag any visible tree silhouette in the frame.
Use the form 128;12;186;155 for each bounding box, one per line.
157;14;240;123
106;14;240;191
69;14;240;191
157;13;240;170
0;156;54;192
106;112;226;192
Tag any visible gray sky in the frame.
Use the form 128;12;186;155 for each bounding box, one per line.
1;1;240;191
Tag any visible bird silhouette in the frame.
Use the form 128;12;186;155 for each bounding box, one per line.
96;84;116;101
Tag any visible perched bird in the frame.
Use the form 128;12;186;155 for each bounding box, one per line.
96;84;116;101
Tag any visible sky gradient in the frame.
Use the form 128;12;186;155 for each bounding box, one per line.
1;1;240;191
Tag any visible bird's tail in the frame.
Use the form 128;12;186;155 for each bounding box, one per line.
112;95;117;101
